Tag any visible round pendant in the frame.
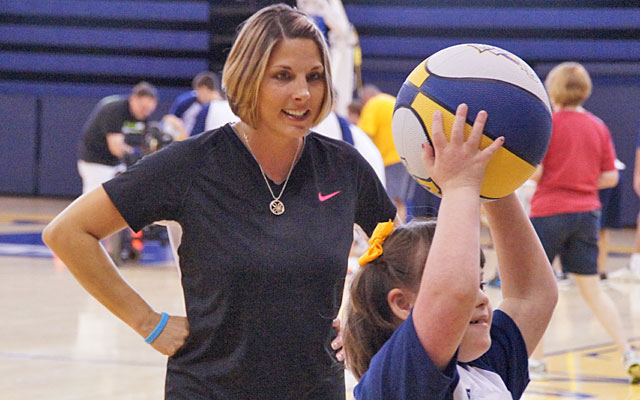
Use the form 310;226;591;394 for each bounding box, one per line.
270;199;285;215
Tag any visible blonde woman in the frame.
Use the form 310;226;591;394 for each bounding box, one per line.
43;4;395;399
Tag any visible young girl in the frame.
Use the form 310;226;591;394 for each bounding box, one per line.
343;104;558;398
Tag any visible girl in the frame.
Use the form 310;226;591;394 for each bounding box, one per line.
343;104;558;398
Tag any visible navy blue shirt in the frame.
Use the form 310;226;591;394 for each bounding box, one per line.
169;91;202;135
169;91;198;118
355;310;529;399
104;124;396;399
191;102;209;136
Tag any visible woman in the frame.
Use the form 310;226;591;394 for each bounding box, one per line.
343;105;558;398
42;4;395;399
527;62;640;382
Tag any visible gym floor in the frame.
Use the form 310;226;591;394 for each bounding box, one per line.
2;195;640;399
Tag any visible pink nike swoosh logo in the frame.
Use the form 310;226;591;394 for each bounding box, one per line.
318;191;341;202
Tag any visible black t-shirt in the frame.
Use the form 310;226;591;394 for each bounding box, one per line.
103;125;396;400
78;96;146;166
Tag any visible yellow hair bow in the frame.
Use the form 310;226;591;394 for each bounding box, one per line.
358;220;395;266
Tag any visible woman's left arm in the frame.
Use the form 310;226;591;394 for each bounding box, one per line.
482;193;558;356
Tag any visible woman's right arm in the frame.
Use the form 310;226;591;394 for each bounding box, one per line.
42;186;188;355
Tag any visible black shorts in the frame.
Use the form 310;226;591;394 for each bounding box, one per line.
531;210;601;276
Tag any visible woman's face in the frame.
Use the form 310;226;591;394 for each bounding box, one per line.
255;38;326;139
457;285;493;362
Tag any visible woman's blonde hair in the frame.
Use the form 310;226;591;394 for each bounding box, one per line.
544;62;592;108
222;3;333;128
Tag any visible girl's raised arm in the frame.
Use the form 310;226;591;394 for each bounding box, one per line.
482;194;558;355
412;104;503;369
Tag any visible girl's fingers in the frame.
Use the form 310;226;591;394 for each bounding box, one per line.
482;136;505;160
431;105;500;165
450;103;468;145
430;110;447;150
421;142;435;171
466;110;487;149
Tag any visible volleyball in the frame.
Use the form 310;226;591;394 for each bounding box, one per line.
392;43;552;200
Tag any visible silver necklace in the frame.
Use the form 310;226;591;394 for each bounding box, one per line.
240;127;302;216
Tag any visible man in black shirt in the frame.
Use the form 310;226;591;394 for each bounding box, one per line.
77;82;158;193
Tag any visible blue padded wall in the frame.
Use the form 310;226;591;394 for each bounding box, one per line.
0;94;37;195
36;87;182;197
2;0;640;229
583;79;640;227
38;95;101;196
344;2;640;226
0;0;257;197
346;4;640;96
0;0;210;86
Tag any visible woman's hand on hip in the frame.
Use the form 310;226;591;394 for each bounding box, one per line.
146;313;190;356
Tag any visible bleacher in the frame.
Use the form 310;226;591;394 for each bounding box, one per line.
1;0;640;224
0;0;211;196
347;0;640;226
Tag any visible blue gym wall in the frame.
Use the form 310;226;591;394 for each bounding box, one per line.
0;0;212;196
344;0;640;226
1;1;640;225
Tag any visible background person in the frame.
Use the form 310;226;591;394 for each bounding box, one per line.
297;0;358;116
346;100;363;125
76;82;158;260
629;134;640;274
43;4;395;399
527;62;640;382
597;157;625;281
77;81;158;194
204;98;240;131
168;71;223;136
313;106;385;187
358;84;416;222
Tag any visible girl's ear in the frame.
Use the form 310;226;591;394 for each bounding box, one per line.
387;288;415;321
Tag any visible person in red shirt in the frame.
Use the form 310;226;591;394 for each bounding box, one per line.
527;62;640;382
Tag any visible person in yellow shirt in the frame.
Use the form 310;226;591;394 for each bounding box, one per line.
358;84;415;221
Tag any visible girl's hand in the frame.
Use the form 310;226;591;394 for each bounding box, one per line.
422;104;504;196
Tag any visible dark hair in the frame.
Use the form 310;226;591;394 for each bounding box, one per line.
192;71;219;91
347;100;363;117
131;81;158;99
343;218;485;380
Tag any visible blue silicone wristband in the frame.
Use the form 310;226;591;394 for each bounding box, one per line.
145;312;169;344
